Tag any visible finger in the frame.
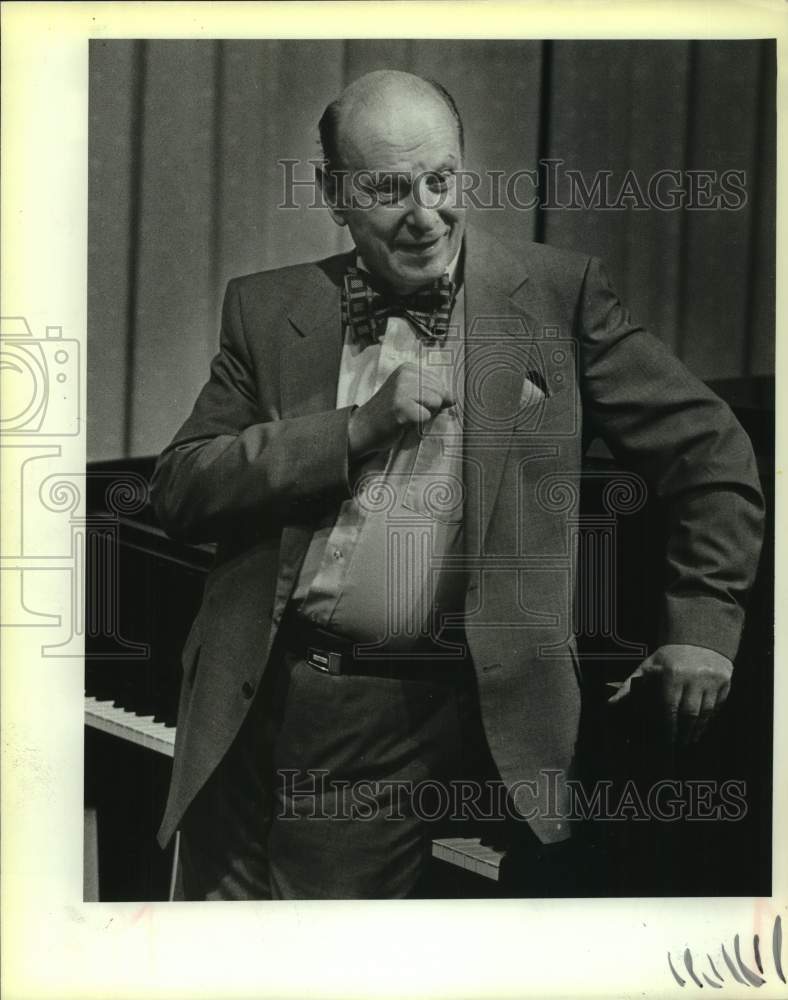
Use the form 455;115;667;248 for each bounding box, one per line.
414;402;435;424
607;679;630;705
662;678;683;745
440;383;457;408
690;688;718;745
401;401;434;426
607;666;645;704
420;373;456;409
416;387;445;414
407;363;443;389
677;686;703;747
713;679;731;713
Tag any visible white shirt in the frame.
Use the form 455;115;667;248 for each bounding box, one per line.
292;255;466;651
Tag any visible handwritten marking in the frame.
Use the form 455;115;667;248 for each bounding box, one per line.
774;915;785;983
734;933;765;986
721;942;747;985
668;952;687;987
683;948;704;988
753;934;763;974
669;917;785;989
706;954;724;984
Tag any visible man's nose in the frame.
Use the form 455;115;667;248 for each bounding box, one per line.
403;176;445;232
405;203;440;232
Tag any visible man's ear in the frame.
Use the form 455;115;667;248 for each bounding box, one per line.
316;165;348;227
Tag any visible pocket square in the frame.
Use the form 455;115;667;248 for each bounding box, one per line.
519;374;547;407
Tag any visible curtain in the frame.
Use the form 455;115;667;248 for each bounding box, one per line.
88;39;775;460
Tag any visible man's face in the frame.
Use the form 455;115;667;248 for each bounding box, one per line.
327;91;466;293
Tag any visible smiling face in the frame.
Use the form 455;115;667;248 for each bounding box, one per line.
324;72;466;293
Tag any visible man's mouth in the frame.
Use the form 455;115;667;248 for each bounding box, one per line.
397;234;446;254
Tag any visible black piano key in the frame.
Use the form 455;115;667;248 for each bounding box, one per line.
86;662;121;703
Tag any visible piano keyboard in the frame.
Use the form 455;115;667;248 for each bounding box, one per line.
431;836;505;881
85;695;176;757
85;681;507;886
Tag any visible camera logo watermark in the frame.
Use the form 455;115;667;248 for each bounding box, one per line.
1;315;146;657
1;317;80;437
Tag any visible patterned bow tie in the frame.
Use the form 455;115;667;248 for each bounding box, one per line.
342;266;455;344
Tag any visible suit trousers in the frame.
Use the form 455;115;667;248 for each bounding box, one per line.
178;625;501;899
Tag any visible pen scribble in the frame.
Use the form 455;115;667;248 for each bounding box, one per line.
668;915;783;989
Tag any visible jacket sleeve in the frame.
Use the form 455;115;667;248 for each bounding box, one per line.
150;278;354;543
577;256;765;662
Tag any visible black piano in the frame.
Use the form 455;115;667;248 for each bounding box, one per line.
84;376;774;900
83;462;213;899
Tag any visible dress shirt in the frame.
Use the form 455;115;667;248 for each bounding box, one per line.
292;255;467;652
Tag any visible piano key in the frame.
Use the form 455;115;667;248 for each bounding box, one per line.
85;695;175;757
431;837;505;881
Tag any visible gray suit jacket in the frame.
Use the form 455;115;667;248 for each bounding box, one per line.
152;224;764;848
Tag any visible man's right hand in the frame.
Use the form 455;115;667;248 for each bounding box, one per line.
348;361;455;460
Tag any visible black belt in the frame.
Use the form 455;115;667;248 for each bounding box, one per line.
277;605;472;681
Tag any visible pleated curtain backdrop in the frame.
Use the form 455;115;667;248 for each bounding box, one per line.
88;39;775;461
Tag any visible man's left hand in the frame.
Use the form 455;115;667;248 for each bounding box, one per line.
607;644;733;746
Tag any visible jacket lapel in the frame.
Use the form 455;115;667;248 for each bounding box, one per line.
280;252;352;417
271;252;351;636
462;225;539;557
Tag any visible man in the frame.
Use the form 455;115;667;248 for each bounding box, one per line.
152;70;764;899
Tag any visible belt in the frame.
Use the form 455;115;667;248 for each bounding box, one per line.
276;605;472;681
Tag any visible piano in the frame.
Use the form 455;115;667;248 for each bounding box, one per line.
85;377;773;900
83;458;213;899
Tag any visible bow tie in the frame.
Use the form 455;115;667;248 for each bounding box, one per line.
342;266;455;344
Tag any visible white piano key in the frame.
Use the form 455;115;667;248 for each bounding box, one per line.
85;697;175;758
431;837;504;881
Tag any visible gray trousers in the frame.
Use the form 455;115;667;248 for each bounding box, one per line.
179;632;498;899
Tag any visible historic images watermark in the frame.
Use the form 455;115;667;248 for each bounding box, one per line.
274;769;749;823
278;159;748;212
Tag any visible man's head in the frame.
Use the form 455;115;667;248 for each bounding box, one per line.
318;70;466;293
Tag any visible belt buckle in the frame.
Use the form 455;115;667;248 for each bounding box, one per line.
307;646;343;675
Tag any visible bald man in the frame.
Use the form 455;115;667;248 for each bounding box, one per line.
152;71;763;899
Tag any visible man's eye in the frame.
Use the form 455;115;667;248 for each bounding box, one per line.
424;172;453;193
376;175;410;202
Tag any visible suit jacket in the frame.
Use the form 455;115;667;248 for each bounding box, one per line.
152;224;764;848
